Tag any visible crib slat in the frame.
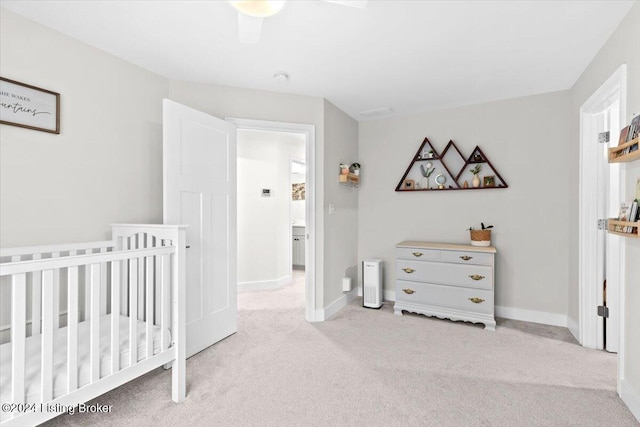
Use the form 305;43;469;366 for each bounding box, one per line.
11;273;27;407
52;252;60;330
84;249;92;321
160;254;170;351
111;260;121;374
154;239;161;326
121;239;129;316
67;265;79;392
31;254;42;335
146;256;154;358
138;234;145;320
41;270;54;402
100;248;108;315
129;258;138;366
89;264;101;382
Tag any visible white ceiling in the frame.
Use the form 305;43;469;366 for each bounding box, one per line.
1;0;635;120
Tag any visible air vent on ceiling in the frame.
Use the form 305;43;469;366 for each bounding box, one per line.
359;106;395;118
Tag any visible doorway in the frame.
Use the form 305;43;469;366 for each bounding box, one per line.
228;118;316;322
578;65;626;373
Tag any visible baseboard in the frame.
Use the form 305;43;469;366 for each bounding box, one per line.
567;315;580;343
495;305;568;327
621;379;640;423
238;275;292;292
320;288;358;321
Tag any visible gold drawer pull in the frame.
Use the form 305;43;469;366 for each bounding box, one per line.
460;256;473;261
412;252;423;257
402;268;415;273
469;274;485;281
403;288;415;295
469;297;485;304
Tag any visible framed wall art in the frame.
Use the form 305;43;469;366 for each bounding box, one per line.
292;183;305;200
0;77;60;134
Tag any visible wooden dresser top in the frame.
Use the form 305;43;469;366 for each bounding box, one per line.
396;241;497;254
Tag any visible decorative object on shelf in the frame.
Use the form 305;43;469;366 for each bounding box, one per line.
483;175;495;187
0;77;60;134
470;164;482;188
395;138;508;192
420;163;435;189
468;222;493;247
292;183;305;200
350;162;361;176
340;163;350;175
435;174;447;189
403;179;415;190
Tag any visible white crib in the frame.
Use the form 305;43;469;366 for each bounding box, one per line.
0;224;186;426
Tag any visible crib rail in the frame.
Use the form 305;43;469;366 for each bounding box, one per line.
0;224;186;425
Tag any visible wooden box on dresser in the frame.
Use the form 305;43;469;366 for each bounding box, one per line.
394;241;497;330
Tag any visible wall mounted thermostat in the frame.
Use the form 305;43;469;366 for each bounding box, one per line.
261;189;272;197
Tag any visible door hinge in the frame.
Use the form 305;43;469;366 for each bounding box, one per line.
598;131;610;143
597;219;608;230
597;305;609;318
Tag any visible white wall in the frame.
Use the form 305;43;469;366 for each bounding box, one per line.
0;9;361;316
323;100;359;307
0;9;168;247
237;130;305;287
569;2;640;418
358;91;571;320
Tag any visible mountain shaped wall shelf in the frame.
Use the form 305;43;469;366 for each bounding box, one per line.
395;138;509;192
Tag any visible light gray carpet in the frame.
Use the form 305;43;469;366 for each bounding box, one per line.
47;271;638;426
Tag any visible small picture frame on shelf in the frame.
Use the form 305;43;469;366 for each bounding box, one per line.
483;176;495;187
403;179;415;190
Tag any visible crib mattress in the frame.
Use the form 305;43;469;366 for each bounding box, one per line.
0;314;170;413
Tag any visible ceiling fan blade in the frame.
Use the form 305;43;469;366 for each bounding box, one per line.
237;12;263;43
323;0;368;8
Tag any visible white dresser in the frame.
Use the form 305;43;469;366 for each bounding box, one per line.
394;241;496;330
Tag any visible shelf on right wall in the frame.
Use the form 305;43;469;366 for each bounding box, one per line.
607;119;640;238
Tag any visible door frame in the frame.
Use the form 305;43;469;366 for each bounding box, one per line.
227;117;317;322
578;64;626;390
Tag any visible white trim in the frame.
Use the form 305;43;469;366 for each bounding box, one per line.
621;380;640;423
226;118;317;323
578;64;627;351
495;306;568;327
319;288;358;321
567;315;579;343
237;275;292;292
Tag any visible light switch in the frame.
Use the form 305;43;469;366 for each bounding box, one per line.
329;203;335;214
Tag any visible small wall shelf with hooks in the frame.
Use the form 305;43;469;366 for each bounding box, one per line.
395;138;508;192
339;162;360;187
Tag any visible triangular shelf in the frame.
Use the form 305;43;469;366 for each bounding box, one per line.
395;138;509;192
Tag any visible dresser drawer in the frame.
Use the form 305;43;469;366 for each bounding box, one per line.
396;280;493;314
397;260;493;290
396;247;440;262
440;250;493;266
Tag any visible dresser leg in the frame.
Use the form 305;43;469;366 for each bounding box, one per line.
484;321;496;331
394;306;403;316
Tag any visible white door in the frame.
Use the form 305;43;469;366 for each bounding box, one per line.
163;99;237;358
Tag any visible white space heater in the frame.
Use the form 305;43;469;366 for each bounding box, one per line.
362;259;383;309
